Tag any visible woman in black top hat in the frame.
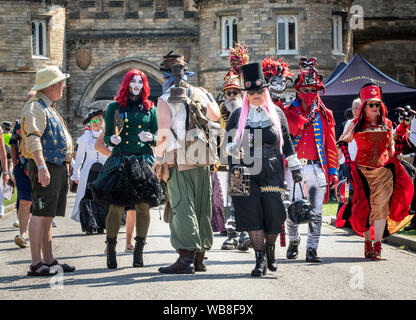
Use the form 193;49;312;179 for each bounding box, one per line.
225;62;302;276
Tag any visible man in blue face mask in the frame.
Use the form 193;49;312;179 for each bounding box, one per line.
159;51;196;94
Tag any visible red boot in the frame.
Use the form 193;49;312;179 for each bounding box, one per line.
372;241;382;261
364;240;373;259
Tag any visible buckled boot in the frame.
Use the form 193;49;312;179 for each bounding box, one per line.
158;250;196;274
251;251;267;277
306;248;321;263
265;243;277;272
286;238;300;259
364;240;373;259
372;241;382;261
194;250;207;272
106;237;117;269
133;237;146;267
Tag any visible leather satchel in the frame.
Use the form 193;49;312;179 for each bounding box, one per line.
153;162;170;183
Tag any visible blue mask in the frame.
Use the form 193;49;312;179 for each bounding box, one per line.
162;71;196;94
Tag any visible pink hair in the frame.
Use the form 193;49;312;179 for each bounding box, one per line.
234;89;283;153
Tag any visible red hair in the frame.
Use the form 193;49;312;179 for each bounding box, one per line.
115;69;154;110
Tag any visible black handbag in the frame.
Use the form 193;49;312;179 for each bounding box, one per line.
287;182;315;225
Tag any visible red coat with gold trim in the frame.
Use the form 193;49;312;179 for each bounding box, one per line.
283;98;339;203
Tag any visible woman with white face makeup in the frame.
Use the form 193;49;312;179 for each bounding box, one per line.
90;68;162;269
70;109;108;234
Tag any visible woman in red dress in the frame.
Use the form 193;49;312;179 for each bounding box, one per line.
337;83;414;260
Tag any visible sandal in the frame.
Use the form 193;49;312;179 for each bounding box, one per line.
46;259;76;273
27;262;57;277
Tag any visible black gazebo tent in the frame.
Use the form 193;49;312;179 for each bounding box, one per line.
320;53;416;130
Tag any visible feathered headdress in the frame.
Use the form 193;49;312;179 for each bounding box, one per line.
223;42;250;91
261;57;293;81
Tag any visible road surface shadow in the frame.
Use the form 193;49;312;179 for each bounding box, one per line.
1;269;278;291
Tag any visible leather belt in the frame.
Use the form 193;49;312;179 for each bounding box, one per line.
299;158;320;165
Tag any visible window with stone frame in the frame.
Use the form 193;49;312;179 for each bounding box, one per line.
31;19;48;58
276;15;298;54
332;15;343;55
221;16;238;55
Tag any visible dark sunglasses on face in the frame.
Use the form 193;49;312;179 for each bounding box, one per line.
300;88;317;94
367;103;381;108
247;88;265;96
90;118;101;124
225;91;239;97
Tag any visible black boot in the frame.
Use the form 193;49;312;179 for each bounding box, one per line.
251;251;267;277
306;248;321;263
194;250;207;272
236;232;251;251
265;243;277;272
286;238;300;260
158;250;196;274
106;237;117;269
133;237;146;268
221;231;238;250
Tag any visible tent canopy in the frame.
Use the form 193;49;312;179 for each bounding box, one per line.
320;53;416;131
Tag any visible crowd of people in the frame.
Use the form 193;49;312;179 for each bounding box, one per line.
1;42;415;277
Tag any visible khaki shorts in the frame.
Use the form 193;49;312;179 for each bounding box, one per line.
28;160;68;218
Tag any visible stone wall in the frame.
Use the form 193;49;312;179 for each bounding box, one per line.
195;0;353;97
353;0;416;87
0;0;67;124
65;0;200;137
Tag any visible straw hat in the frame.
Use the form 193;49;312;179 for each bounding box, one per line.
31;66;70;91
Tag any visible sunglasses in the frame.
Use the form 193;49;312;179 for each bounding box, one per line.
89;118;101;124
225;91;239;97
247;88;265;96
300;88;317;94
367;103;381;108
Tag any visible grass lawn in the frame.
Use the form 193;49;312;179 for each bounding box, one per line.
322;201;339;216
4;188;17;207
322;200;416;239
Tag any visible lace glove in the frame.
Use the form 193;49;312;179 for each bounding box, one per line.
110;134;121;145
139;131;154;142
286;154;302;171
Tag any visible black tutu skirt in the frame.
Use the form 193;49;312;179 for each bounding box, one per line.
90;154;162;208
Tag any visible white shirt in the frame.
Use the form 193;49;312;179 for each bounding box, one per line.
339;119;357;164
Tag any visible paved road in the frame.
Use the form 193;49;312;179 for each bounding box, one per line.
1;193;416;300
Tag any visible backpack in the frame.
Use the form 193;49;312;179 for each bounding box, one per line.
172;86;220;167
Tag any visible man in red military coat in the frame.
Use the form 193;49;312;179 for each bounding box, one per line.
283;57;339;263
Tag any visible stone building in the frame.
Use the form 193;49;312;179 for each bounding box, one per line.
0;0;415;137
0;0;66;124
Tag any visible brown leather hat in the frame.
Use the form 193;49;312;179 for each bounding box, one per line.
160;51;187;72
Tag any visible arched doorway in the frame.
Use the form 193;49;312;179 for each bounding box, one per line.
78;58;164;116
95;71;162;105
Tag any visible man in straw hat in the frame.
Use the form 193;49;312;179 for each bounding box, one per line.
21;66;75;276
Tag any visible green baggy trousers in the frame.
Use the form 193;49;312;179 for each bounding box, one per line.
167;165;213;251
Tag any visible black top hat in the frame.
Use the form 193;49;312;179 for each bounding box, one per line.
83;109;104;125
241;63;269;91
